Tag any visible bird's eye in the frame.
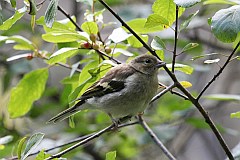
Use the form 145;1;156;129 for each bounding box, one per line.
144;59;152;64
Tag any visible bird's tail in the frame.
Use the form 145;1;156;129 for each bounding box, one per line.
47;100;85;123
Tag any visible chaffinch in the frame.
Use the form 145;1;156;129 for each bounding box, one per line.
48;54;165;124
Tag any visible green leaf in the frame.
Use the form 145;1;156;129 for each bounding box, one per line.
155;50;165;60
28;0;37;15
180;10;199;31
0;7;26;30
127;35;148;48
10;0;16;8
204;94;240;101
211;5;240;43
203;0;238;5
151;36;166;50
0;35;35;51
166;63;194;74
105;151;116;160
45;0;59;28
152;0;185;27
48;47;80;64
109;27;130;43
145;14;169;28
17;137;27;160
42;32;88;43
81;21;98;34
230;112;240;119
36;150;51;160
174;0;201;8
181;43;199;53
21;133;44;160
8;68;49;118
126;18;164;34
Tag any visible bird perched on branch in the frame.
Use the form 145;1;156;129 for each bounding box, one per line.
48;54;165;124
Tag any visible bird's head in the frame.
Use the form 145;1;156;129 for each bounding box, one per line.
130;54;165;75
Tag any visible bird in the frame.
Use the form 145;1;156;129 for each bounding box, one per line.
48;54;165;124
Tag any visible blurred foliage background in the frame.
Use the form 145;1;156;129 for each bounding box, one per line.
0;0;240;160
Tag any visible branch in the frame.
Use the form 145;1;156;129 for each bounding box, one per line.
172;5;179;73
138;115;176;160
57;5;82;31
197;41;240;100
96;50;122;64
150;83;176;104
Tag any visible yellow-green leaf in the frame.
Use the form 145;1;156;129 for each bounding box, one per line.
17;137;27;159
8;68;48;118
230;112;240;119
180;81;192;88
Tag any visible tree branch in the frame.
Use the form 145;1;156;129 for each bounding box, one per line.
172;5;179;73
57;5;83;31
197;41;240;100
138;115;176;160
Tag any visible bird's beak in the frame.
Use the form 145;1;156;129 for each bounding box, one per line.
156;60;166;68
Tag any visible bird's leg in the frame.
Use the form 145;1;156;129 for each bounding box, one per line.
108;113;119;130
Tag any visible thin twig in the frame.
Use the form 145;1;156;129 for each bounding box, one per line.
197;41;240;100
98;1;234;159
57;5;82;31
172;5;179;73
96;50;121;64
138;115;176;160
46;124;115;159
150;83;176;104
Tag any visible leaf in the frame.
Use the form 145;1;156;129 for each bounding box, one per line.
204;58;220;64
28;0;37;15
48;47;80;64
10;0;16;8
181;43;199;53
109;27;131;43
0;135;13;145
203;0;238;5
211;5;240;43
0;7;26;30
166;63;194;74
174;0;201;8
180;81;192;88
45;0;59;28
8;68;49;118
145;14;169;28
152;0;185;27
113;48;133;57
204;94;240;101
17;137;27;160
126;18;164;34
151;36;166;50
105;151;116;160
81;21;98;34
230;112;240;119
180;10;199;31
21;133;44;160
36;150;51;160
127;35;148;48
42;32;88;43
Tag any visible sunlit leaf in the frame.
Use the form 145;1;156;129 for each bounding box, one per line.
45;0;59;28
127;35;148;48
181;43;199;53
151;36;166;50
8;68;49;118
17;137;27;160
204;94;240;101
204;58;220;64
42;32;88;43
81;21;98;34
230;112;240;119
21;133;44;160
109;27;131;43
0;136;13;145
166;63;194;74
211;5;240;43
180;81;192;88
36;150;51;160
48;47;80;64
106;151;117;160
0;7;26;30
174;0;201;8
203;0;238;5
145;14;169;28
